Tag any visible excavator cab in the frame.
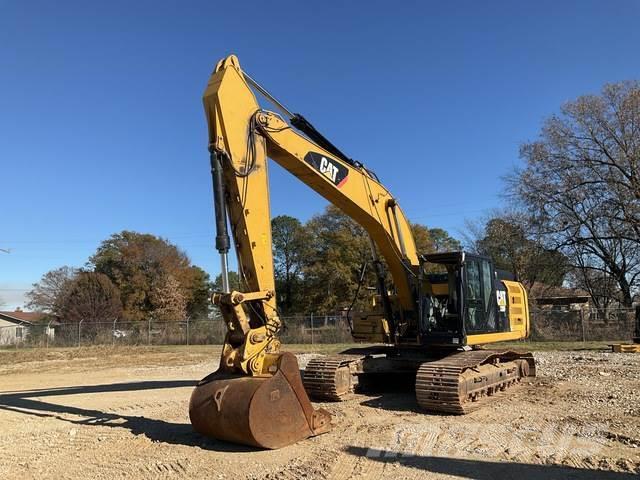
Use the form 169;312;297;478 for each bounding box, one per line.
420;251;528;346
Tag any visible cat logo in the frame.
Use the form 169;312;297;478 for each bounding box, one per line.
304;152;349;188
319;156;339;182
496;290;507;312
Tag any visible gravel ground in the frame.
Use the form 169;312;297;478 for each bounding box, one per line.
0;348;638;479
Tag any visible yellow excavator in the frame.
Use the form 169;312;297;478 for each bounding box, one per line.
188;55;535;449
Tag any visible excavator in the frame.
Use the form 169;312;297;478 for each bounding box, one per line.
188;55;536;449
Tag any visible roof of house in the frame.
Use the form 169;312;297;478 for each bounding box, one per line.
0;310;46;325
529;283;591;305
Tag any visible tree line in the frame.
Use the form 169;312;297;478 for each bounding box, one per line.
27;231;210;324
214;205;461;315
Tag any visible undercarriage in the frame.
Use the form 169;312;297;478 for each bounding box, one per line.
303;346;536;414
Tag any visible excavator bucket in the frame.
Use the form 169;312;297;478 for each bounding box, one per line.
189;352;331;449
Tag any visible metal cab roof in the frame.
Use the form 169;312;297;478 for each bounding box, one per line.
421;251;493;266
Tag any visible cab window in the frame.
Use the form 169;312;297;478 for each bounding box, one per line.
465;260;485;333
465;258;498;333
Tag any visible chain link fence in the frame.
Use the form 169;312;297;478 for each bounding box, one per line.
529;307;637;342
1;308;636;348
1;314;351;348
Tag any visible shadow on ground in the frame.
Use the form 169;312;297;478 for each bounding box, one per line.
346;446;637;479
359;392;419;413
0;380;254;452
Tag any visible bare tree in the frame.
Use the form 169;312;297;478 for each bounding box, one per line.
26;266;78;315
509;81;640;307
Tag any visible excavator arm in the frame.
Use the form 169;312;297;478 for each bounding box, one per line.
206;55;420;368
189;55;421;449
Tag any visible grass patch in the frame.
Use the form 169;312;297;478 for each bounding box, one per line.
0;345;221;371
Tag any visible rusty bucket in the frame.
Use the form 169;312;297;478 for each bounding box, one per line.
189;352;331;449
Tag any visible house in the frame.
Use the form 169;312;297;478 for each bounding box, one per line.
0;309;46;345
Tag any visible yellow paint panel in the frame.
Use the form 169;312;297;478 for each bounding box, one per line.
468;281;530;344
352;315;390;343
467;330;527;345
503;280;530;339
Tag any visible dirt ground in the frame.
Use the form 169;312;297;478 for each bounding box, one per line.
0;345;638;479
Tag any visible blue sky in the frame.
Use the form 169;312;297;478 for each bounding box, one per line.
1;1;639;309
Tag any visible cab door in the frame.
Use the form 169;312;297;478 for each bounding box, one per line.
463;256;499;334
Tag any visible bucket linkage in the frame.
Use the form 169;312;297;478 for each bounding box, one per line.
189;290;331;449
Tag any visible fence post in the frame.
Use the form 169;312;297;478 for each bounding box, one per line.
78;319;84;347
310;313;314;345
186;317;190;346
580;308;586;343
148;317;152;345
112;318;118;346
45;320;52;349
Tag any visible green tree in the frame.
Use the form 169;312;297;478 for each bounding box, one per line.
428;228;461;253
410;223;435;254
411;223;462;273
271;215;306;314
90;231;210;320
212;270;242;291
178;265;211;319
300;206;376;314
473;215;568;289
